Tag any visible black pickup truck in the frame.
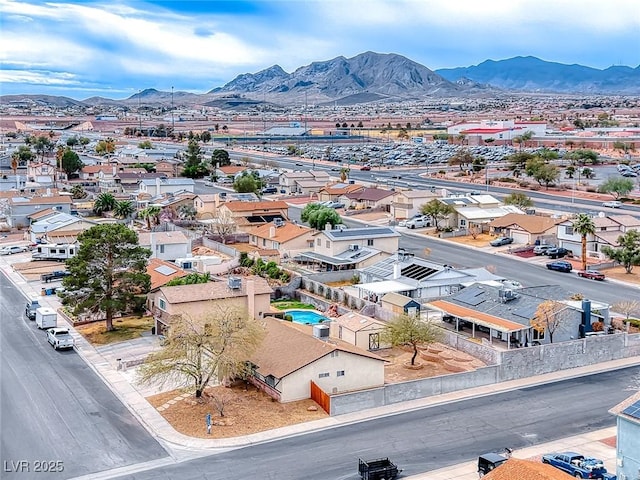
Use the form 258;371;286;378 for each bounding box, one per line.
41;270;71;283
358;458;401;480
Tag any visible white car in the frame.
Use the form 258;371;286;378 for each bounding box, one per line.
602;201;622;208
0;245;27;255
406;216;432;229
46;328;75;350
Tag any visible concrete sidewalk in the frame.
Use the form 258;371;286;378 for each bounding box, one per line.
1;249;634;479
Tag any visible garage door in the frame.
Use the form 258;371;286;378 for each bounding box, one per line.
511;231;529;245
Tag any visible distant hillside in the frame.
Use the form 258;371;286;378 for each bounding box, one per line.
1;94;86;108
436;56;640;94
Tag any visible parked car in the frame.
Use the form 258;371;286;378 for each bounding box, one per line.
546;247;571;259
41;270;71;283
602;200;622;208
478;450;511;477
25;298;41;320
490;237;514;247
546;260;573;272
533;244;556;255
622;170;638;177
324;202;345;209
0;245;27;255
577;270;606;280
542;452;608;479
406;216;432;229
261;186;278;194
360;165;371;171
46;327;75;350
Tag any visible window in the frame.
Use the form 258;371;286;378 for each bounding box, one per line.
565;226;574;235
158;298;166;310
262;239;266;247
338;326;343;339
159;244;165;253
273;242;280;249
533;328;545;340
326;240;330;248
337;370;345;377
318;372;329;378
460;219;466;227
367;239;374;246
316;238;321;246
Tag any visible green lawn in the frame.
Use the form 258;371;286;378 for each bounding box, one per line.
271;301;315;310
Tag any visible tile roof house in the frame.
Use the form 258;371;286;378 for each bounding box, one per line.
216;165;247;179
138;231;191;262
151;276;273;336
489;213;565;245
557;214;640;260
439;195;523;230
155;159;181;178
342;187;395;210
249;317;385;403
391;188;443;220
249;220;315;259
279;171;331;194
609;390;640;480
483;458;574;479
317;183;364;202
146;258;188;291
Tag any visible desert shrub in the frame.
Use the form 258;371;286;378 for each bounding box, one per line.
284;314;293;322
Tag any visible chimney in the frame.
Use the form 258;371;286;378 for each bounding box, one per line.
269;227;276;238
393;262;401;279
156;177;162;196
325;222;332;232
112;165;116;176
246;278;256;320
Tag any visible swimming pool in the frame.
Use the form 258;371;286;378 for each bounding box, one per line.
285;309;329;325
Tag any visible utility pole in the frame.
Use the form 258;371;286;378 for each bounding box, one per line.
138;89;142;133
171;86;175;133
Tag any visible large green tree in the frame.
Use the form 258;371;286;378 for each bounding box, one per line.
61;148;84;177
381;313;440;365
448;149;474;171
602;230;640;274
572;213;596;271
597;177;634;200
63;224;151;331
503;192;534;210
11;145;34;166
138;305;265;398
211;149;231;167
301;203;342;230
506;152;534;176
525;158;559;188
420;199;455;231
233;171;263;194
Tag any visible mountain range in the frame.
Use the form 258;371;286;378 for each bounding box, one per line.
2;52;638;108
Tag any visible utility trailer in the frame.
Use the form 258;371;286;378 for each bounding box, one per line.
358;458;401;480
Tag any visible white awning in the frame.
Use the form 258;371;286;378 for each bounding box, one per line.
357;280;413;295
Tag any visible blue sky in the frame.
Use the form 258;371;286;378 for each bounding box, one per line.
1;0;639;100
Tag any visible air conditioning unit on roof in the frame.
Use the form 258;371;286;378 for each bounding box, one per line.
349;244;359;251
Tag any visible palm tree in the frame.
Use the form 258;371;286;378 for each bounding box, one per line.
572;213;595;271
139;206;161;229
113;200;135;220
93;192;116;215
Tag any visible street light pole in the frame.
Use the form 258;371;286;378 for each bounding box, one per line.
171;86;175;134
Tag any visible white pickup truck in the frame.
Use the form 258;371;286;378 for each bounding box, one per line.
46;328;75;350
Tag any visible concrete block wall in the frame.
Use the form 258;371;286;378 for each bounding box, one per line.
439;329;500;366
330;387;386;415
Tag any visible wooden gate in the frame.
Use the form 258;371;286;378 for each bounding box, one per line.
310;380;330;414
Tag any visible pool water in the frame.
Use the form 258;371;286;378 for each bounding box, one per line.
286;309;329;325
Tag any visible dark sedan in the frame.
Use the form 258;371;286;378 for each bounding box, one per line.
546;260;573;273
546;247;570;259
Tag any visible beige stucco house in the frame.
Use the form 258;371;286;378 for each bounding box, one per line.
279;171;330;194
489;213;564;245
249;220;315;259
151;276;273;335
391;189;442;220
249;317;385;403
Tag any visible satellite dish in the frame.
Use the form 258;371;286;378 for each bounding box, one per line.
598;211;605;218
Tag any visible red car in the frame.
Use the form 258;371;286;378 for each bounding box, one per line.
577;270;605;280
360;165;371;171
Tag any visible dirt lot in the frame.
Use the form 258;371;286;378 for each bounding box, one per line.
12;260;67;281
601;265;640;285
146;343;484;438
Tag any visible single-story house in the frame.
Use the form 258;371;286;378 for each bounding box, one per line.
317;183;364;202
279;171;331;194
29;212;98;243
489;213;564;245
249;317;385;403
138;177;195;196
151;276;273;335
341;187;394;211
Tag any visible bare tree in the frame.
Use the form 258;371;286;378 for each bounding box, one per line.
531;300;570;344
468;224;481;240
137;304;265;398
209;209;237;243
209;389;235;417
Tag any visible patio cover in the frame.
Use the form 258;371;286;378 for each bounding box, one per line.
357;280;413;295
429;300;527;334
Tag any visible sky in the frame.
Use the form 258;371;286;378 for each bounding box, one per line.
1;0;639;100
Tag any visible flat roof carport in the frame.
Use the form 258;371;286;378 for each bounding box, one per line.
429;300;532;348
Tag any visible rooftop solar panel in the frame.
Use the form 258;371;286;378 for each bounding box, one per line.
622;399;640;419
453;287;485;306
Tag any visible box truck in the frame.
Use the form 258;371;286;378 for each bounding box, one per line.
35;307;57;329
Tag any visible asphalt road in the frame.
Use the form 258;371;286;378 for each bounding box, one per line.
0;273;167;479
112;367;637;480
